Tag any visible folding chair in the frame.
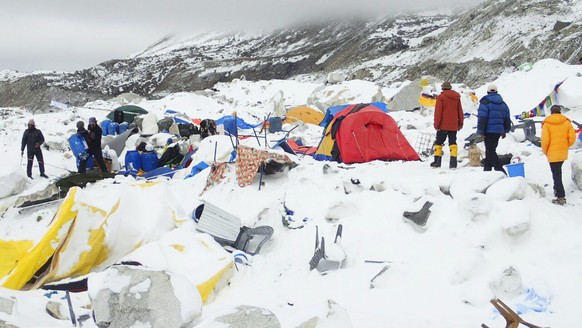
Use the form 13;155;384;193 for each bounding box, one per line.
309;225;345;273
195;201;273;255
481;298;547;328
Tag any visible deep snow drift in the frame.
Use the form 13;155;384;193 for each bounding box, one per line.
1;59;582;327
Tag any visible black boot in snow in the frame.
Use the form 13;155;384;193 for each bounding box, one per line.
449;157;457;169
430;156;442;168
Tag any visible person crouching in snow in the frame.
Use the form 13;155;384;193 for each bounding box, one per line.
541;105;576;205
431;81;464;168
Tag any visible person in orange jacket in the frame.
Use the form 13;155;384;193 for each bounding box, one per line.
541;105;576;205
431;81;464;168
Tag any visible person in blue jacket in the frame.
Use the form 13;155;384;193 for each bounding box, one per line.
476;84;511;174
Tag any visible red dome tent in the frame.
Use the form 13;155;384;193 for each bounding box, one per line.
329;103;419;164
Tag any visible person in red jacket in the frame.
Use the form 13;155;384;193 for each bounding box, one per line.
431;81;464;168
541;105;576;205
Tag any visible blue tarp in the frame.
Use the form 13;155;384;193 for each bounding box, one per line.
215;115;261;129
320;102;387;128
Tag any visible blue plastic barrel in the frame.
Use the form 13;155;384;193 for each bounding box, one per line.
118;122;129;134
68;134;89;159
141;152;159;172
125;150;142;171
108;122;119;136
223;116;237;135
268;117;283;133
101;119;111;136
76;156;94;171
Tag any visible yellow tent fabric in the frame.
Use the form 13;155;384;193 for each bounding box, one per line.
1;188;79;289
0;240;33;279
314;123;335;160
419;94;437;107
284;106;324;125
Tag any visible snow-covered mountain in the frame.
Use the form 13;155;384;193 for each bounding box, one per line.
0;0;580;111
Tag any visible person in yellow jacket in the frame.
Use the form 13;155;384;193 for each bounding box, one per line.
541;105;576;205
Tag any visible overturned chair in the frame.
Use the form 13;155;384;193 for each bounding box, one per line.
309;225;346;273
195;201;274;255
481;298;547;328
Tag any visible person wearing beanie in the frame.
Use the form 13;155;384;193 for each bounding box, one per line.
21;118;48;179
76;120;90;143
476;84;511;174
541;105;576;205
79;117;109;173
431;81;464;169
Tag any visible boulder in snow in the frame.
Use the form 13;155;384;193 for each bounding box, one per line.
307;80;385;112
0;170;28;199
449;172;505;200
326;71;347;84
46;301;67;321
492;201;531;239
0;296;15;315
89;265;202;328
485;177;532;201
213;305;281;328
489;266;524;300
296;299;352;328
458;193;493;221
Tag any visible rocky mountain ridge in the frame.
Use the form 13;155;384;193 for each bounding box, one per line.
0;0;580;111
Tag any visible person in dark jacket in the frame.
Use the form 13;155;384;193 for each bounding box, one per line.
76;120;90;144
476;84;511;174
79;117;108;173
21;119;48;179
76;120;92;173
431;81;464;168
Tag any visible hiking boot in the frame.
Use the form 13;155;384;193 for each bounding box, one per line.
430;156;442;168
552;198;566;205
449;156;457;169
27;175;33;179
40;173;49;179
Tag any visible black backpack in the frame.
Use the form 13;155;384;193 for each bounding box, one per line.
200;119;217;139
159;144;184;167
177;123;199;137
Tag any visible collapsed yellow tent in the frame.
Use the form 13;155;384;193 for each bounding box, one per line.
0;183;232;301
284;106;324;125
314;122;335;160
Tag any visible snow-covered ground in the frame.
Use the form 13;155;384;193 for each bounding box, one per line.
1;59;582;327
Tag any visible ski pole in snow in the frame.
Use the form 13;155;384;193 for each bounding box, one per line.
65;291;77;327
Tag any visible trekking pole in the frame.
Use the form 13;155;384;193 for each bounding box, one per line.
65;291;77;327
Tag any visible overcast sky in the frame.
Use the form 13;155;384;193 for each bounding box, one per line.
0;0;482;72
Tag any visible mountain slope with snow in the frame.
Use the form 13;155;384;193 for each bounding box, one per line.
1;0;580;111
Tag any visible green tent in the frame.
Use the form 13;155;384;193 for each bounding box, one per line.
106;105;148;124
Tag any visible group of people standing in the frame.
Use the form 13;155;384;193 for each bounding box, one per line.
76;117;109;173
21;117;108;178
431;82;576;205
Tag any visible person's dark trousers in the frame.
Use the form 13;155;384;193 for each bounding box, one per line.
550;161;565;198
92;149;108;173
483;133;507;175
27;149;45;177
434;130;457;146
78;157;88;174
